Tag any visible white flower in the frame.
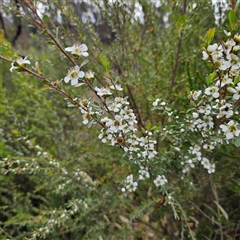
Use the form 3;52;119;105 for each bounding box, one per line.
207;164;216;174
186;159;195;168
220;120;240;139
216;74;233;87
234;33;240;43
224;39;236;52
219;59;231;71
126;181;138;192
228;53;240;70
95;87;112;97
190;90;202;101
98;129;112;143
110;84;123;91
203;141;215;150
198;104;211;115
205;86;220;98
227;83;240;100
201;157;210;168
105;115;124;133
224;30;231;36
126;174;133;183
65;43;89;57
10;56;31;72
153;98;160;106
189;144;201;155
85;70;95;79
154;175;168;187
202;115;214;129
192;112;199;118
109;97;128;112
64;65;85;86
80;107;94;125
217;103;233;119
82;112;91;125
138;166;150;180
233;45;240;51
201;158;215;173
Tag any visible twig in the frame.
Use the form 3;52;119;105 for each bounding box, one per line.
210;175;224;240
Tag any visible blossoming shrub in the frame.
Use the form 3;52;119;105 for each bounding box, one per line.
1;0;240;239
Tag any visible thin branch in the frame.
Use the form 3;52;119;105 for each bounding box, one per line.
210;175;224;240
188;200;221;227
170;35;182;88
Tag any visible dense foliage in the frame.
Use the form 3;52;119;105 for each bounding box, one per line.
1;0;240;239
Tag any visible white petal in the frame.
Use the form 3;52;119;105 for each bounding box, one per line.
74;82;86;87
71;78;78;85
202;51;209;60
65;46;74;52
82;52;89;57
226;132;234;139
207;43;218;52
81;44;88;51
64;76;70;83
78;71;85;78
23;59;31;65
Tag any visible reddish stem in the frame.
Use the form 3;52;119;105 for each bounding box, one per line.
231;0;235;10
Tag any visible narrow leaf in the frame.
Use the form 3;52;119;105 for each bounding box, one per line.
47;41;55;45
42;14;49;25
205;28;216;45
80;59;89;68
214;201;229;220
228;10;236;30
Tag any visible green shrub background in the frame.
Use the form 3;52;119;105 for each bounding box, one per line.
1;0;240;239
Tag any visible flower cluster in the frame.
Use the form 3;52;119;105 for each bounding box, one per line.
184;33;240;173
151;32;240;176
122;174;138;192
181;144;216;174
9;32;239;196
94;86;158;192
62;44;163;193
190;33;240;138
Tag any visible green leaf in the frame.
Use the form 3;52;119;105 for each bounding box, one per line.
199;35;205;42
206;72;216;86
88;120;94;128
228;10;236;30
42;14;50;25
99;54;110;72
29;33;38;39
146;122;152;130
214;201;229;220
80;59;89;68
205;28;216;45
231;137;240;147
47;41;56;45
152;126;159;131
234;76;240;85
147;95;154;101
0;29;14;57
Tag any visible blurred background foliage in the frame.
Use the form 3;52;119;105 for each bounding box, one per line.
1;0;240;239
